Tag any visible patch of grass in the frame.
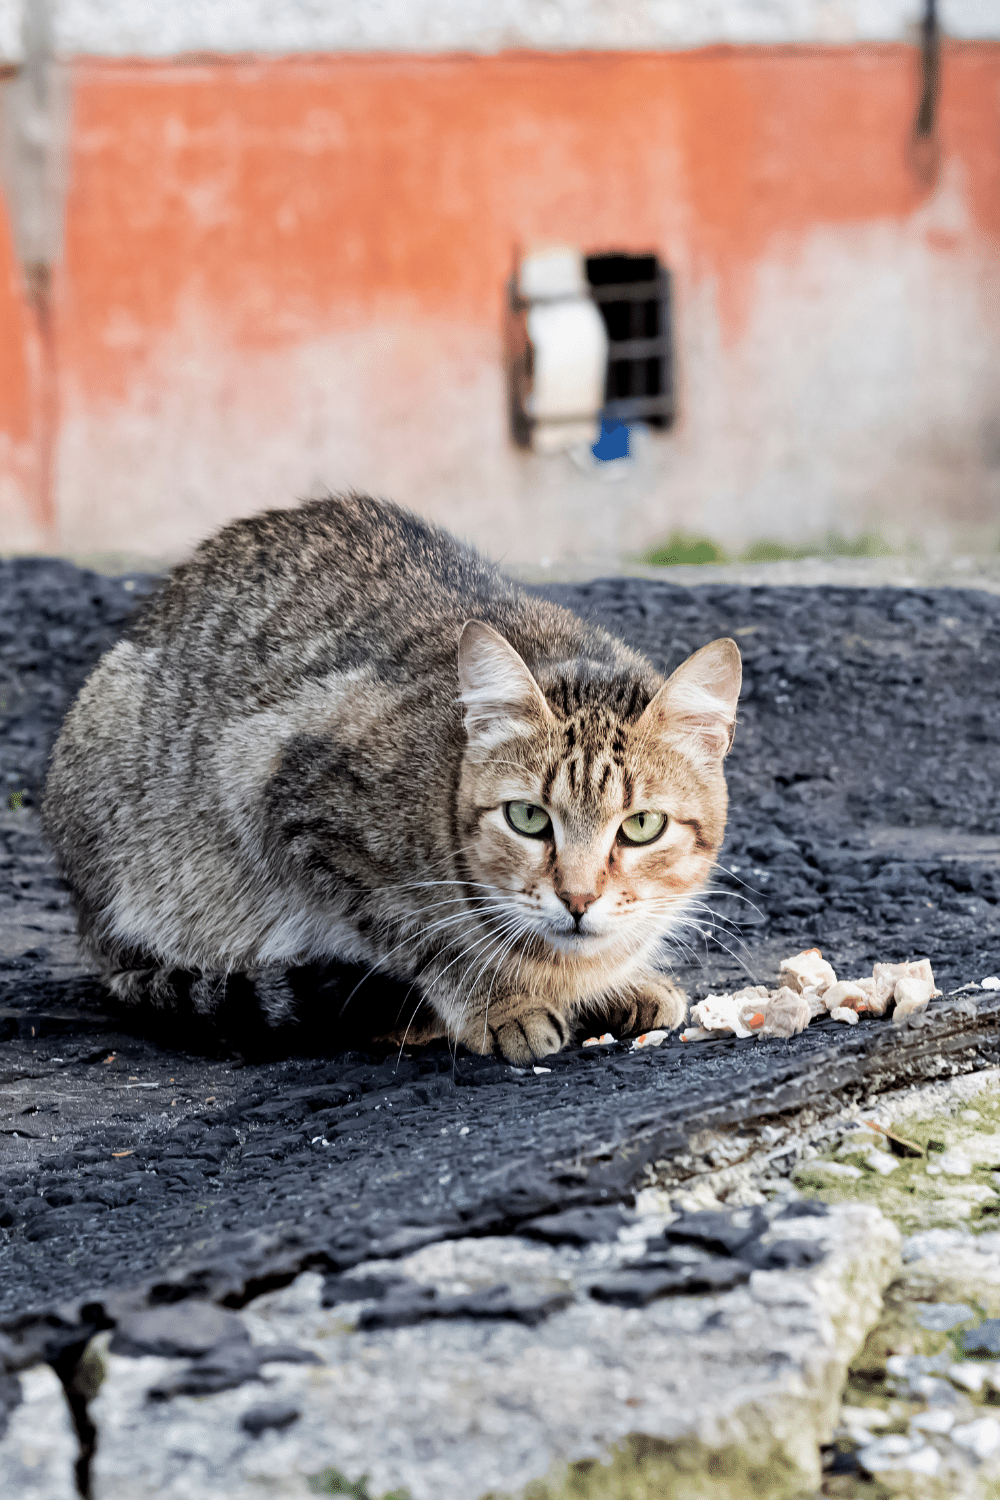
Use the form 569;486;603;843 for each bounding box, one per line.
7;789;26;811
309;1470;409;1500
741;532;892;564
641;530;893;569
643;533;728;567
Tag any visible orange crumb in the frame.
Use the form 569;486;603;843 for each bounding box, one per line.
748;1013;766;1029
111;1150;133;1158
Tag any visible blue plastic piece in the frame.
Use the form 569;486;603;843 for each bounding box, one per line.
592;419;630;462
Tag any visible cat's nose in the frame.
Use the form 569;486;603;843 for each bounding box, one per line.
558;890;598;921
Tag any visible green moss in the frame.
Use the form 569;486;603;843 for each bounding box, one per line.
71;1340;108;1403
793;1098;1000;1236
308;1470;409;1499
480;1426;821;1500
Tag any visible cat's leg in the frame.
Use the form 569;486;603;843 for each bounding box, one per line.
454;994;571;1066
247;967;297;1026
189;971;228;1016
582;974;687;1040
105;961;180;1008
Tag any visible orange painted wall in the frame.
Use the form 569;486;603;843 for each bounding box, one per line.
0;183;41;545
2;44;999;550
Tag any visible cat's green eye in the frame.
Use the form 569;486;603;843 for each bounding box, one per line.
504;801;552;839
619;811;667;846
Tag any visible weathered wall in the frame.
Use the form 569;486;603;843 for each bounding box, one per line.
2;0;999;61
0;4;998;565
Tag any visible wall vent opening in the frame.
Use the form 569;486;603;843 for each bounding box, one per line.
585;252;674;430
506;246;674;452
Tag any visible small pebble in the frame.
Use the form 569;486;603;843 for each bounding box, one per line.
926;1149;973;1177
911;1407;956;1434
240;1402;301;1437
916;1303;975;1332
856;1435;939;1477
951;1417;1000;1461
949;1362;990;1394
963;1319;1000;1357
862;1148;899;1176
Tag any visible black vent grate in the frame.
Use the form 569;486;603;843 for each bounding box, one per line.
585;253;674;428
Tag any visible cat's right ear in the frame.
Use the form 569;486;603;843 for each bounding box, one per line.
457;621;554;752
637;637;742;763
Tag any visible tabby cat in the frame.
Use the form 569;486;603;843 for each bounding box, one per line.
43;495;741;1063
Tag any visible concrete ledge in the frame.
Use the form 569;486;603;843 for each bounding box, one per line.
82;1202;899;1500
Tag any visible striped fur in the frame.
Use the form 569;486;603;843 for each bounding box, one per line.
43;494;741;1063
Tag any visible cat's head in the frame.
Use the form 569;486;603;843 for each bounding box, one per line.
456;622;741;970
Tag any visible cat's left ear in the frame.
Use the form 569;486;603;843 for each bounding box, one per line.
637;638;742;762
458;621;554;752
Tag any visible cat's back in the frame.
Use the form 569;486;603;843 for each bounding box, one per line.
133;495;506;680
124;493;607;707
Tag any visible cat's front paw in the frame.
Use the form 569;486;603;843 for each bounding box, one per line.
582;977;687;1040
457;1004;569;1064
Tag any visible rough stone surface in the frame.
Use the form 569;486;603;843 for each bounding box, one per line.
0;1362;78;1500
86;1200;899;1500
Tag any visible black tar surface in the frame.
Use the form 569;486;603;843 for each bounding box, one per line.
1;559;998;1333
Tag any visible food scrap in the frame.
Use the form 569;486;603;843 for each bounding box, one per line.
670;948;942;1045
689;993;754;1039
828;1006;859;1025
631;1029;669;1048
582;1033;616;1047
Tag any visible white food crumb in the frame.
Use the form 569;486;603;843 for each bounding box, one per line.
823;981;870;1013
829;1006;860;1025
873;958;937;1018
691;994;753;1038
778;947;837;995
680;1026;715;1043
892;974;935;1023
760;986;811;1037
630;1029;668;1050
983;976;1000;991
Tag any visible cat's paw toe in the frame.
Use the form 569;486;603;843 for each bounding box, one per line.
584;979;687;1039
636;981;687;1031
493;1012;566;1065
